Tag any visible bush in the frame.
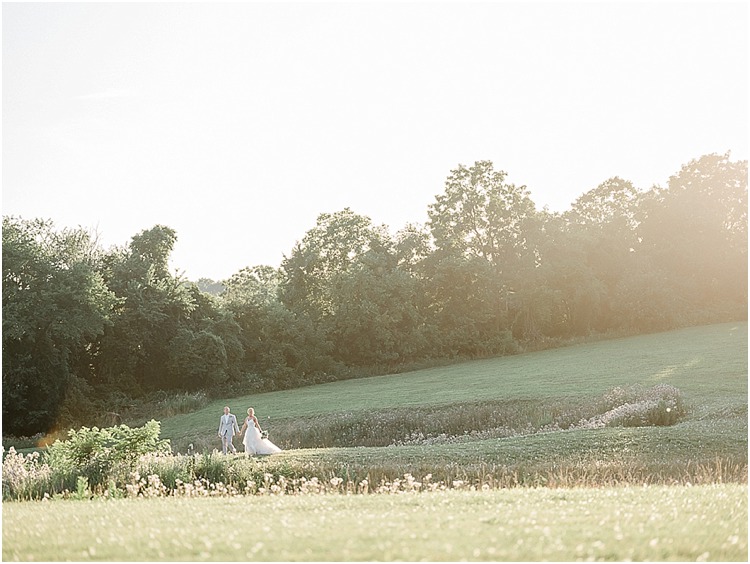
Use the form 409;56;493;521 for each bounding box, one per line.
45;420;171;488
578;384;686;429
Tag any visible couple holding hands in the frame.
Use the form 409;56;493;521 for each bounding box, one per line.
218;406;282;455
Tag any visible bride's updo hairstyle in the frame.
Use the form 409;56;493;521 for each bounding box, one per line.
247;408;255;416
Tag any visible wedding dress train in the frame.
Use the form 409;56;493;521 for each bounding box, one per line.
243;419;282;455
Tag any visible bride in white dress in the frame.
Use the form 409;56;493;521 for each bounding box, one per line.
240;407;282;455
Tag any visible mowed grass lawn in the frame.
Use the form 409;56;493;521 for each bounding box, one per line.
3;484;746;562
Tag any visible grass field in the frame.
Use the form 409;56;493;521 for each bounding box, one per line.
2;322;747;561
3;484;746;561
159;322;747;449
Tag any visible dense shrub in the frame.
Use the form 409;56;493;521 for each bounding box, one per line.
45;420;170;488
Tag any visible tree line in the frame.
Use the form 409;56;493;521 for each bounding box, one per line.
3;153;747;437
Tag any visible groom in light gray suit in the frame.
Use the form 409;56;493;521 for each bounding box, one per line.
218;406;240;454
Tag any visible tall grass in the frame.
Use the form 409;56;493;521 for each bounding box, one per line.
224;383;685;451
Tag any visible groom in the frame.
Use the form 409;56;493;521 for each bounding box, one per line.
218;406;240;454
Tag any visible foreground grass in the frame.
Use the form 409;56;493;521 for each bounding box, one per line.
3;484;746;562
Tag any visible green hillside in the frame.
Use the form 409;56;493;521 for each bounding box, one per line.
3;322;746;502
158;322;747;452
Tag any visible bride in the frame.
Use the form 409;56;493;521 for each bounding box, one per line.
240;407;282;455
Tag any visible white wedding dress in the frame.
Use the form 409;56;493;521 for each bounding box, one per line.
243;418;282;455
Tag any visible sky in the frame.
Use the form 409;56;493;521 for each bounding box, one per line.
2;2;748;281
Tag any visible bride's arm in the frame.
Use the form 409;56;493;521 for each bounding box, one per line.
239;419;248;435
253;416;262;432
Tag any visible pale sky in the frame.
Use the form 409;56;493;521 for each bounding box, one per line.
3;2;748;281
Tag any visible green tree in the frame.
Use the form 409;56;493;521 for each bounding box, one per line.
223;265;282;307
175;284;244;386
326;242;433;366
280;208;391;321
529;211;601;337
425;161;537;349
421;253;514;356
280;210;438;367
562;177;641;331
636;153;747;325
2;217;116;436
222;265;333;390
94;225;197;393
194;277;225;296
167;328;228;390
428;160;537;271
